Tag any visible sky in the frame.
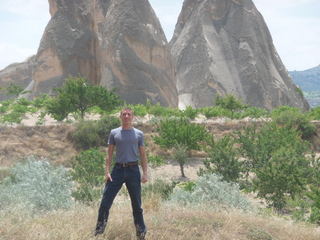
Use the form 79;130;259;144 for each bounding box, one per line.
0;0;319;71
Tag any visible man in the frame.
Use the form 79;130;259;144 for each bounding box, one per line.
95;107;148;239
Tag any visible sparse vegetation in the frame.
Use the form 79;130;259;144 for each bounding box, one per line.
1;93;320;239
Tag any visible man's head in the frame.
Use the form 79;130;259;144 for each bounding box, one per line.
120;107;134;127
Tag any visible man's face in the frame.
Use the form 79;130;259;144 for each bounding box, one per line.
120;109;134;124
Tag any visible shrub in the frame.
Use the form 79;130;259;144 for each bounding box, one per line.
271;109;316;139
169;173;252;211
71;148;106;204
153;117;209;151
32;93;51;108
199;135;243;184
201;106;225;118
0;155;74;212
71;115;120;149
147;155;166;168
181;105;199;120
142;178;177;200
72;120;101;149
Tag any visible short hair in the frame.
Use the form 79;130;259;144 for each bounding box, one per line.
120;107;134;115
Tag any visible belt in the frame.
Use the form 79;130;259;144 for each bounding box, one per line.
115;162;138;167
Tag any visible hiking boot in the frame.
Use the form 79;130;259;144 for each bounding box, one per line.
94;222;106;236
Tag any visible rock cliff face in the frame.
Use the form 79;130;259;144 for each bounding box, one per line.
0;56;36;101
0;0;309;111
100;0;178;107
169;0;309;111
31;0;178;107
33;0;105;97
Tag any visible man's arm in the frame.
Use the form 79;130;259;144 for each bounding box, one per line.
139;145;148;183
105;144;115;184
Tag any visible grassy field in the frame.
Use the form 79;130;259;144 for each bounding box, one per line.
1;195;320;240
1;120;320;239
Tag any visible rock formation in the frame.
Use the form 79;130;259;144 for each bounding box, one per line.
0;56;36;101
169;0;309;111
28;0;178;107
32;0;105;97
0;0;309;111
99;0;178;107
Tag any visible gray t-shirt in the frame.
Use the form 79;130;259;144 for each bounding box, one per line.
108;127;145;163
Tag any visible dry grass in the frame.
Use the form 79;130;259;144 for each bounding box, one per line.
1;120;320;239
1;197;319;240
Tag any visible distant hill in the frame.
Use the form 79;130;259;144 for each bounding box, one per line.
290;65;320;108
290;65;320;92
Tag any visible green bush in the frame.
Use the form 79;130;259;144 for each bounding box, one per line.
0;155;74;212
153;117;209;151
169;173;252;211
200;135;243;184
271;109;316;139
181;106;199;120
235;107;268;119
148;103;180;117
71;148;106;204
32;93;51;108
201;106;225;118
148;155;166;168
142;178;177;200
72;120;101;149
96;115;121;145
3;112;22;124
71;115;120;149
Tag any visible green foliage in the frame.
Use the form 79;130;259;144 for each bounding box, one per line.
148;103;180;117
71;115;120;150
271;108;316;139
153;117;209;151
253;147;310;210
295;86;304;97
147;155;166;168
308;106;320;120
169;173;252;211
307;186;320;224
47;75;122;120
172;143;188;177
71;148;106;204
215;94;248;119
199;135;243;184
3;112;22;124
234;122;314;211
72;120;100;149
269;105;300;117
32;93;51;108
181;106;199;120
0;155;74;212
201;106;226;118
5;83;31;98
177;181;196;193
235;106;268;119
142;179;177;200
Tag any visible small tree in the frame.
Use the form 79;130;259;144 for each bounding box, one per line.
153;117;209;178
47;75;122;120
172;143;188;177
215;94;247;119
6;83;31;98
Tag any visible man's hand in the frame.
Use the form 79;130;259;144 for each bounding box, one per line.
105;172;112;185
141;173;148;183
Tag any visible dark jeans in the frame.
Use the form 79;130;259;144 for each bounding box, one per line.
97;164;146;234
